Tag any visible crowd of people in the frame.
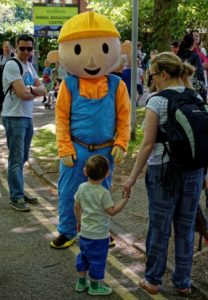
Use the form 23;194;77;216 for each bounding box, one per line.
0;21;208;297
120;31;208;105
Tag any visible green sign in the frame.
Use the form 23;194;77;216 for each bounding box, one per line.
33;5;78;26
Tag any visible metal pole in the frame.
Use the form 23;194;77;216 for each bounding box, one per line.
130;0;138;139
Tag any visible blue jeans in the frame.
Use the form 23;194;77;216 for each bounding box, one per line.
2;117;33;201
145;163;203;289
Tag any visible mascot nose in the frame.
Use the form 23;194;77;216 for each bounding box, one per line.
87;54;97;67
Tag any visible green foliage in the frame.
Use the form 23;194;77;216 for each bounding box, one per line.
87;0;208;53
37;37;58;71
1;0;208;70
127;108;145;155
0;1;33;46
32;128;58;158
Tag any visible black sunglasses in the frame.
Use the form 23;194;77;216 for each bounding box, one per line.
19;47;33;52
148;72;160;77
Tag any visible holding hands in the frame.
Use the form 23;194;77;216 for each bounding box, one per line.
122;176;136;199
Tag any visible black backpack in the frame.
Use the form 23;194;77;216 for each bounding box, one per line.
0;57;23;112
155;88;208;171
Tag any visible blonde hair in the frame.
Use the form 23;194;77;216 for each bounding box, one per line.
150;52;195;89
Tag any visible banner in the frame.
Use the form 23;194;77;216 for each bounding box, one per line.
33;3;78;37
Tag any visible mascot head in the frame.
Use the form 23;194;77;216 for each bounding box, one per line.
49;11;121;79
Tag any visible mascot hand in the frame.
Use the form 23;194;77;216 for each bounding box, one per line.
111;146;125;164
61;154;77;167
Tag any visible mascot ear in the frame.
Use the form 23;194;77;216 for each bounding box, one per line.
47;50;59;63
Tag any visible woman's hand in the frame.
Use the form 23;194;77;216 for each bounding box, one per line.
122;177;136;199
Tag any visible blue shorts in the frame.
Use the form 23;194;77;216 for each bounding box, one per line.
76;236;109;280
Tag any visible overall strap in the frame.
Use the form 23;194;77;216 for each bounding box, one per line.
65;75;79;97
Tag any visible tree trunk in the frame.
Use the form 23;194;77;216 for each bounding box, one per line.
152;0;179;52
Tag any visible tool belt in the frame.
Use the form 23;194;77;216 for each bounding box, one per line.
72;137;114;151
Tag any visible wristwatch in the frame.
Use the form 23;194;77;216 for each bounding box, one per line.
30;85;34;95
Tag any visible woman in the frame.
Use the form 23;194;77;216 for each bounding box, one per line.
122;52;204;295
177;33;206;102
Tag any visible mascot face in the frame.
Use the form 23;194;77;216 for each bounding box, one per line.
59;37;121;78
57;11;121;79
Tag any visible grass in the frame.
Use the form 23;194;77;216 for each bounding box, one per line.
127;107;145;155
32;128;58;159
32;107;145;160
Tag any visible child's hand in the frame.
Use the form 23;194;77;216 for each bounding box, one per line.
122;177;135;199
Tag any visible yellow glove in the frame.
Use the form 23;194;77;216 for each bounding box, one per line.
61;154;77;167
111;146;125;164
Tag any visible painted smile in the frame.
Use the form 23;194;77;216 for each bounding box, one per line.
84;68;101;75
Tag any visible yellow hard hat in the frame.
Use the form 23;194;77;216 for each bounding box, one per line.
58;11;120;42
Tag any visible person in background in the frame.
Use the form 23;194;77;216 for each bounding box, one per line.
1;34;46;212
0;41;14;66
146;49;158;88
122;52;203;296
192;32;208;96
121;54;131;97
170;41;179;55
178;33;206;102
42;59;52;103
0;41;15;111
191;30;208;71
136;58;144;107
74;155;129;296
137;41;146;68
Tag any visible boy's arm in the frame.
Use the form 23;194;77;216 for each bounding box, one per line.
74;200;82;232
105;197;129;216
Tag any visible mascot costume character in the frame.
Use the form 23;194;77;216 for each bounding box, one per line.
49;11;130;249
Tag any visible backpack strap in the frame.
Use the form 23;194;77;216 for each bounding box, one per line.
3;58;23;99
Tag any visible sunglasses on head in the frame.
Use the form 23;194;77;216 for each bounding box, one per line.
19;47;33;52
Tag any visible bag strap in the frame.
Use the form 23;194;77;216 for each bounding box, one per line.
3;58;23;99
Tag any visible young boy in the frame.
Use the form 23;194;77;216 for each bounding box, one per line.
74;155;129;296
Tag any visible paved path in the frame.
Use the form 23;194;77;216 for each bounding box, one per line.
30;98;208;295
1;97;208;299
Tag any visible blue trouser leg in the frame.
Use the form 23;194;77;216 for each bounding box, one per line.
145;164;203;287
57;144;113;239
172;169;203;289
145;164;174;285
2;117;33;201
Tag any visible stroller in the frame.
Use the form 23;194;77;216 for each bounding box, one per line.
45;89;58;110
44;68;60;110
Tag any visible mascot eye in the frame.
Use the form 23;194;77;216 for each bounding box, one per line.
74;44;81;55
102;43;109;54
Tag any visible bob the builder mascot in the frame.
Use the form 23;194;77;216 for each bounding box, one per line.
49;11;130;249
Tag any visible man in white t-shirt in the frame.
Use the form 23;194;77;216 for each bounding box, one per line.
1;34;46;212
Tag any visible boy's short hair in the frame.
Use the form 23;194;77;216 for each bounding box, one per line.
85;155;109;180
